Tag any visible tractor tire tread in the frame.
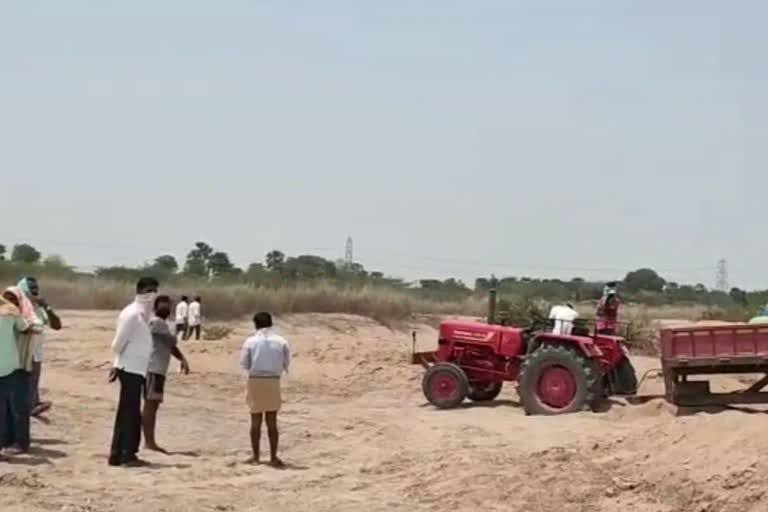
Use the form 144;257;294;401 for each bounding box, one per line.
422;363;469;409
517;344;600;415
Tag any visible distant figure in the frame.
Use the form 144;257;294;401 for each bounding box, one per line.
108;276;159;467
549;303;579;335
597;282;620;335
239;312;290;467
175;296;189;339
17;277;61;417
143;295;190;453
185;296;202;341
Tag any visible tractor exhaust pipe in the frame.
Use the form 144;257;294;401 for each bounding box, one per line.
487;287;497;325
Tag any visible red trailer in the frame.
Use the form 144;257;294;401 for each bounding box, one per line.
661;323;768;406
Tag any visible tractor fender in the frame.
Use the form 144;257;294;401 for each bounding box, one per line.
530;334;604;359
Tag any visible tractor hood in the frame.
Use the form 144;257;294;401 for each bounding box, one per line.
439;319;524;343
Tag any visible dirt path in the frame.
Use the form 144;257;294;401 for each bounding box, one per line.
1;311;766;512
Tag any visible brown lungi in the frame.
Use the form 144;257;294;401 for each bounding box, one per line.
246;377;282;413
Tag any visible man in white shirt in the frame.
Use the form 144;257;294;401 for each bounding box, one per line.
185;296;202;341
108;277;159;467
174;296;189;339
239;312;290;467
549;303;579;335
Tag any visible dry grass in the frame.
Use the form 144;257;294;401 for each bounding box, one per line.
33;276;485;326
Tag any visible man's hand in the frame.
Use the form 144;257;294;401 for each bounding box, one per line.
35;296;48;308
180;358;191;375
108;368;119;383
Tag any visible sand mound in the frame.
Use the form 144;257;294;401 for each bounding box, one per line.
1;311;767;512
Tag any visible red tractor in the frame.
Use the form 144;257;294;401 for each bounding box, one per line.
412;294;638;415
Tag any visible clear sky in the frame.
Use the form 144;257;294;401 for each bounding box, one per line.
0;1;765;287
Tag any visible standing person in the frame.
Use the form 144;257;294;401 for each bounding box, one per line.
17;277;62;417
0;291;30;456
143;295;190;453
108;277;158;467
2;287;40;454
185;296;202;341
239;312;290;467
596;282;621;335
174;296;189;339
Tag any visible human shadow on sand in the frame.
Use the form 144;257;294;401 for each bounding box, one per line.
32;437;68;446
2;455;52;467
676;404;768;417
28;446;67;459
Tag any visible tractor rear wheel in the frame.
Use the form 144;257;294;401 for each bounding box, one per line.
422;363;469;409
518;344;600;415
468;382;503;402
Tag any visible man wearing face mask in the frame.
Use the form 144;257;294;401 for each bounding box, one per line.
108;277;159;467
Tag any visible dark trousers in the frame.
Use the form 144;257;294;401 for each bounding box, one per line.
30;361;41;407
185;325;201;341
109;370;145;462
4;370;31;450
0;373;15;449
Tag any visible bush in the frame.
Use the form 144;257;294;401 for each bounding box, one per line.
202;324;234;341
698;306;754;323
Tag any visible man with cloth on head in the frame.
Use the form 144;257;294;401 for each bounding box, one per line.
16;277;61;417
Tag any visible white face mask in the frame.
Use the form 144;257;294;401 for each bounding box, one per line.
135;292;157;318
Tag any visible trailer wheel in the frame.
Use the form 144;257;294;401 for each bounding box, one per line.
468;382;503;402
422;363;469;409
518;344;599;415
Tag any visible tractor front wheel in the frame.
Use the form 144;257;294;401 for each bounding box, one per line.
422;363;469;409
468;381;503;402
518;344;600;415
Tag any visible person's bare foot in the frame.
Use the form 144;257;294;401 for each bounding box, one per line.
269;457;285;468
145;444;169;454
244;456;260;465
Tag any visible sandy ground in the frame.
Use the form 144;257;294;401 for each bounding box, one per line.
1;311;766;512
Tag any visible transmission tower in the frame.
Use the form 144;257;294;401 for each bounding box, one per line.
715;258;729;291
345;236;354;268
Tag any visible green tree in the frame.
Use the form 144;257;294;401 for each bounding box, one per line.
11;243;42;264
184;242;214;276
207;251;236;276
623;268;666;293
282;255;336;279
42;254;69;270
0;244;5;261
266;250;285;272
729;287;748;306
153;255;179;274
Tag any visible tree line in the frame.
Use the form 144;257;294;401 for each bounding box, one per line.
0;241;760;309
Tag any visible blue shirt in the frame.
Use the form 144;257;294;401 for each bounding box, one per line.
239;328;290;378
